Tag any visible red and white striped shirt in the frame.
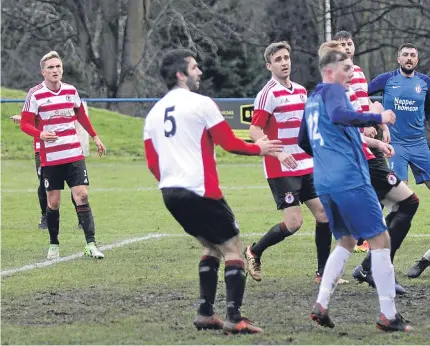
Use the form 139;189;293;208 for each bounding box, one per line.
21;82;92;166
350;65;370;112
347;89;375;160
251;78;312;178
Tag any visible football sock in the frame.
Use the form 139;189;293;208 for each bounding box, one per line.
46;207;60;244
317;246;351;309
38;181;47;215
371;248;397;319
315;222;332;274
251;222;292;258
71;192;79;222
224;260;246;322
423;249;430;261
198;255;220;316
387;193;419;263
76;204;96;243
361;252;372;272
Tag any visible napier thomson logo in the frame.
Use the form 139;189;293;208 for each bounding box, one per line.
284;192;294;204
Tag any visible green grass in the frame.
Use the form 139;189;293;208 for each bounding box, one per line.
1;88;430;344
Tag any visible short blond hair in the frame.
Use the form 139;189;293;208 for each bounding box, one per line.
264;41;291;63
40;51;62;69
318;41;344;58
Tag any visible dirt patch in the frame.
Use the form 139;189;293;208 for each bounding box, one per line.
2;279;429;335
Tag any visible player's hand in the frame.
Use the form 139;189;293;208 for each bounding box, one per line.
377;141;395;158
256;135;283;156
93;136;106;156
370;101;384;113
381;110;396;125
382;128;391;143
10;115;21;124
277;151;298;169
40;131;58;142
363;127;377;138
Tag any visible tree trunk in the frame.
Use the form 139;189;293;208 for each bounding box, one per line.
116;0;151;115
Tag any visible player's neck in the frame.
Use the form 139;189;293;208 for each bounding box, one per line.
273;76;291;89
399;69;415;78
45;80;61;92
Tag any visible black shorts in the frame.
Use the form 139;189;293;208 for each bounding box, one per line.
161;187;239;245
35;152;42;180
368;157;401;201
42;159;89;191
267;173;318;210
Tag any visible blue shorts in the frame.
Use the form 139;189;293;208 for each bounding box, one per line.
388;142;430;184
319;184;387;241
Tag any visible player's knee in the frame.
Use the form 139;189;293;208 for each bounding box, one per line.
399;193;419;216
283;214;303;233
48;201;60;210
315;208;328;223
338;236;356;252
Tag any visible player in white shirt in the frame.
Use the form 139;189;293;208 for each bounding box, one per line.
243;41;337;285
144;49;283;334
20;51;106;260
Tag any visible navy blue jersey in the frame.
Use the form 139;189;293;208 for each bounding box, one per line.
368;70;430;145
299;83;382;194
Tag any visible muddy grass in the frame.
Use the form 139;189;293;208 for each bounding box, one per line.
3;279;429;333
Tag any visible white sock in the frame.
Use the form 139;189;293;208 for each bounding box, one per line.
371;248;397;319
423;249;430;261
316;245;351;309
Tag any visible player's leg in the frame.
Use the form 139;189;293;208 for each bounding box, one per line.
162;187;224;330
70;191;82;229
43;165;64;260
300;173;334;282
193;239;224;330
407;141;430;189
35;152;48;229
244;177;302;281
217;235;262;334
355;162;418;293
342;185;411;332
310;193;354;328
162;188;261;333
408;248;430;278
68;160;103;259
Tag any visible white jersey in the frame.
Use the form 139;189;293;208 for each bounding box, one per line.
252;78;312;178
22;82;84;166
144;88;226;198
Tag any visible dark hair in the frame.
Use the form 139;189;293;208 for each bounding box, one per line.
319;50;349;70
333;30;353;41
160;49;196;89
398;43;418;56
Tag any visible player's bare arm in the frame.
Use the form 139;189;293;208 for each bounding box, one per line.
93;136;106;156
365;137;395;158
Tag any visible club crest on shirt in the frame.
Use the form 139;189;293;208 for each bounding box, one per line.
284;192;294;204
387;173;398;186
415;84;422;94
66;95;72;102
300;94;306;102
